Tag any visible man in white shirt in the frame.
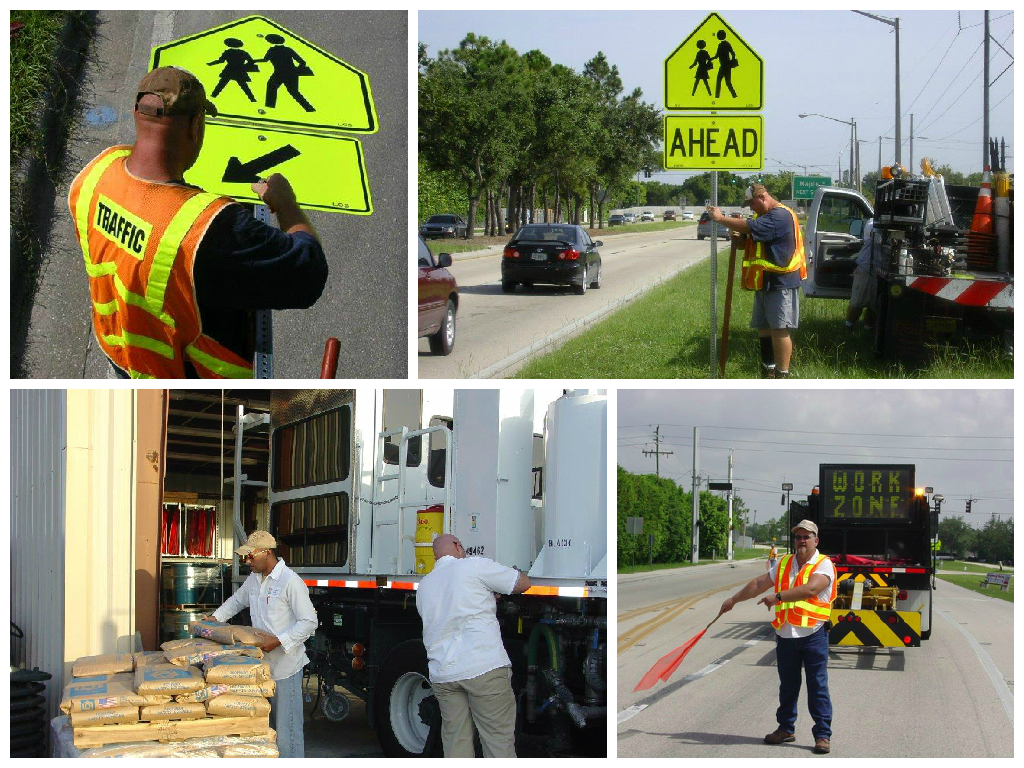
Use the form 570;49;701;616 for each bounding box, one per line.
719;520;836;754
416;533;531;758
211;530;318;758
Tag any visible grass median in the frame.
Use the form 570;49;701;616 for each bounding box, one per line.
424;220;696;255
619;548;764;574
514;245;1013;379
937;573;1013;602
938;560;1013;575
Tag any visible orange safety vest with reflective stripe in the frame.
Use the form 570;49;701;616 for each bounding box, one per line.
740;204;807;291
771;552;836;630
68;146;254;378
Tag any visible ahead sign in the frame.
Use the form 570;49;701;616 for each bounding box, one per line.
151;15;378;134
664;114;763;171
665;13;763;111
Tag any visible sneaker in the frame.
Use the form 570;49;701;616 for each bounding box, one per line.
775;369;790;379
761;364;776;379
764;729;795;745
814;738;831;754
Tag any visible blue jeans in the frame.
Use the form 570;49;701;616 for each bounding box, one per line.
775;626;832;739
270;670;305;758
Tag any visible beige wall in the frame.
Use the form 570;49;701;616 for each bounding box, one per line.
63;390;138;674
135;390;167;652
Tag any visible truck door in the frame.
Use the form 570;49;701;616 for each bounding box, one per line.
804;187;874;299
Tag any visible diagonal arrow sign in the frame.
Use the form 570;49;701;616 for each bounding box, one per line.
222;144;302;183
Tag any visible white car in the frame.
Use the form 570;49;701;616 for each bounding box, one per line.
680;210;695;221
640;211;655;222
622;212;638;223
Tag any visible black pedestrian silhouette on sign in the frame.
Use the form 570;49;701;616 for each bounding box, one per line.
207;38;259;102
713;30;738;98
258;33;316;112
689;39;713;96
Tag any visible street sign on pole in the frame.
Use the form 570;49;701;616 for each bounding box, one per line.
186;122;373;214
626;517;644;535
792;175;832;199
664;115;763;171
664;13;763;111
708;482;733;491
151;15;378;134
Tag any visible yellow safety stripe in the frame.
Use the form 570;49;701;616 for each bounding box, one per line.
93;299;118;316
102;330;174;360
75;149;131;268
147;192;220;310
111;274;175;328
185;344;253;378
129;371;156;380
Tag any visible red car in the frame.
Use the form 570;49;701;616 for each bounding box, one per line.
417;236;458;355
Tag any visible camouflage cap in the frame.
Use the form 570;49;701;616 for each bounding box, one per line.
136;67;217;117
743;183;768;207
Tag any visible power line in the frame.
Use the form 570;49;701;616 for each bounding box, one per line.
616;424;1012;440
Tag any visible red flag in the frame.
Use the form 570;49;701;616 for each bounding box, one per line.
633;613;721;692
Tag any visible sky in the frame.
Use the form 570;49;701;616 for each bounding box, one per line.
616;389;1013;530
419;9;1014;181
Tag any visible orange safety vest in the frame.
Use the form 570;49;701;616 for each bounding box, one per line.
740;204;807;291
68;146;254;378
771;552;836;630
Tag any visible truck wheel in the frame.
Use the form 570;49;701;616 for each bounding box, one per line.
374;640;442;757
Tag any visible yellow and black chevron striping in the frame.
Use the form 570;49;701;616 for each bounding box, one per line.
836;572;888;588
829;609;921;647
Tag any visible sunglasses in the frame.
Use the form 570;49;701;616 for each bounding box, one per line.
242;549;267;562
793;535;815;541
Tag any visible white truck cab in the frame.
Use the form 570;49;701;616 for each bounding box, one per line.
803;186;874;299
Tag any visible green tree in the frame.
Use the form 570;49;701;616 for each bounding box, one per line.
976;517;1013;564
937;515;977;559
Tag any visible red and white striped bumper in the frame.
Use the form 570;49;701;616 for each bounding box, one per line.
907;276;1013;308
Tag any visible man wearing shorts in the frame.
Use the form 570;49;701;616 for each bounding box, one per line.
709;184;806;378
845;217;876;330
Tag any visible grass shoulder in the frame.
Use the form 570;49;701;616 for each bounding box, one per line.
938;560;1013;575
619;548;763;573
937;572;1013;602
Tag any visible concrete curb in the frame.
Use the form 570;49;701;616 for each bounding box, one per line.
12;11;97;371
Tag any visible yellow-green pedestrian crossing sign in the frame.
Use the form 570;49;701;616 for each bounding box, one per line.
664;12;763;111
151;15;378;134
186;123;372;214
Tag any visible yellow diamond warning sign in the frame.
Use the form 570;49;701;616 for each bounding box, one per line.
151;15;378;134
664;13;763;111
186;122;373;215
663;115;763;171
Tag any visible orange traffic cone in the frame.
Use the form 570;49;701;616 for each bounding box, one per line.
971;167;994;234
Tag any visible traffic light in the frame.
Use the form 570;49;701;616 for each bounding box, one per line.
966;499;972;514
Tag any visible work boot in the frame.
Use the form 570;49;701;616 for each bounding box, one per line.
761;363;776;379
764;729;795;745
814;738;831;754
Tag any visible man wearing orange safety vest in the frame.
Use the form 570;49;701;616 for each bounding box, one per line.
68;67;327;378
708;183;805;378
719;519;836;754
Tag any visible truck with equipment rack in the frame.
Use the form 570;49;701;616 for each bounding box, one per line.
240;388;607;757
790;463;936;647
803;163;1013;361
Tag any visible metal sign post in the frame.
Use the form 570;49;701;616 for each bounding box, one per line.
710;171;718;378
252;204;275;378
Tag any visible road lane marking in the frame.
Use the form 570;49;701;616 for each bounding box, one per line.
936;608;1013;724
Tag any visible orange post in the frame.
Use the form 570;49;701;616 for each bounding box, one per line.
319;337;341;379
719;236;740;378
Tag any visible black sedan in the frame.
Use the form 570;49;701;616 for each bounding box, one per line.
419;214;468;239
501;224;602;295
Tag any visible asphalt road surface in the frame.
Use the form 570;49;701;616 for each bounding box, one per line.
16;10;406;379
418;225;720;378
617;559;1013;758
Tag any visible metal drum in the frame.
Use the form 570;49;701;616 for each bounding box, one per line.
162;563;224;607
161;608;206;642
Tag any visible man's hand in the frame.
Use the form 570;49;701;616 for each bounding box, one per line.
256;632;282;653
757;593;780;611
251;173;298;215
707;206;723;222
719;596;735;615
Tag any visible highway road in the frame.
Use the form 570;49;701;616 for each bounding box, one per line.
418;224;720;378
15;10;406;379
617;559;1014;758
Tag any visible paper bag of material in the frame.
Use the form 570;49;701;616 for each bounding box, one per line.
165;640;263;668
134;664;206;695
221;742;280;757
175;680;276;703
69;705;139;727
139;701;208;721
79;732;277;758
206;694;272;718
71;653;134;677
190;619;264;646
204;656;272;685
133;651;169;670
60;673;146;713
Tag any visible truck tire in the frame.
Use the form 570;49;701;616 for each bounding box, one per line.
374;640;442;757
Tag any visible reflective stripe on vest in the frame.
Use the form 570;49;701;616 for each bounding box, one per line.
70;147;254;378
771;552;836;630
740;204;807;291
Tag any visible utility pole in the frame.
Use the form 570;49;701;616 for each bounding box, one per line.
855;125;862;192
849;117;855;191
727;452;734;561
895;16;901;164
691;427;700;564
642;425;673;477
983;10;990;170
